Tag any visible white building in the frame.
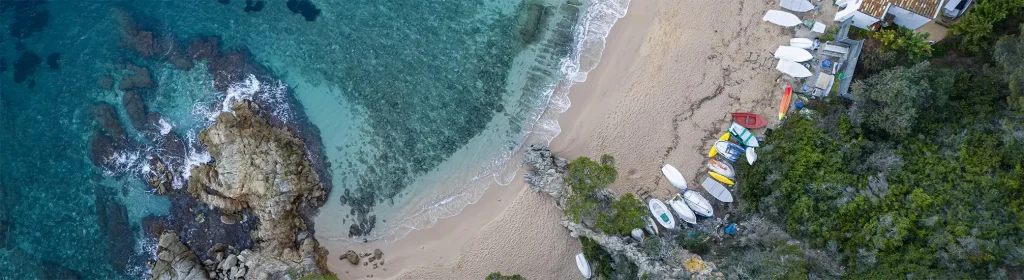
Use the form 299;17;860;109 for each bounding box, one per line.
835;0;945;30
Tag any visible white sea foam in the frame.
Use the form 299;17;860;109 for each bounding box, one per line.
178;130;212;189
158;118;172;135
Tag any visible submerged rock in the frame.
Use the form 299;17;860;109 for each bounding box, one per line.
286;0;321;21
94;185;135;273
115;9;155;58
98;75;114;90
118;64;153;90
46;52;60;70
13;51;41;84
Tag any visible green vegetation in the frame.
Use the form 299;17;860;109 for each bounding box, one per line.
948;0;1024;54
597;193;646;236
581;236;617;279
485;272;525;280
871;27;932;61
740;20;1024;278
299;274;339;280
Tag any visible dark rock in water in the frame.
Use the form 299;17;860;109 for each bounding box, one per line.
94;185;136;273
98;75;114;90
348;214;376;237
121;90;151;132
0;57;7;73
37;261;82;280
14;40;25;51
516;4;549;45
154;35;195;70
147;157;173;194
46;52;60;70
91;103;128;142
341;250;359;265
7;0;50;39
0;220;9;250
13;51;41;84
114;9;155;58
286;0;321;21
118;63;153;90
217;0;230;4
244;0;265;12
187;36;220;62
208;50;253;92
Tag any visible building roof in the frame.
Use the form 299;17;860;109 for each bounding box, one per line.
860;0;943;19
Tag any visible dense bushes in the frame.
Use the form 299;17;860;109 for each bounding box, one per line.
485;272;524;280
740;24;1024;277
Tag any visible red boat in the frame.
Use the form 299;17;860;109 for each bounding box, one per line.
731;112;768;129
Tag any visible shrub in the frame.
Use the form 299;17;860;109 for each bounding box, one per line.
485;272;524;280
596;193;646;235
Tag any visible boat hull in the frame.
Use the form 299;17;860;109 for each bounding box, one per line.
701;177;734;203
576;253;593;279
683;190;714;217
731;112;768;129
709;171;735;186
669;195;698;224
661;164;688;190
714;141;744;162
729;122;760;147
648;199;676;230
707;159;736;178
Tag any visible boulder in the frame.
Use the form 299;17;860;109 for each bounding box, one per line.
118;64;153;90
523;145;568;199
341;250;359;265
152;232;209;280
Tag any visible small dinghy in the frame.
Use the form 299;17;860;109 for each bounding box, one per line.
631;228;645;242
732;112;768;129
763;10;802;27
708;133;731;158
643;216;659;235
777;59;813;78
709;171;735;186
729;122;760;147
702;177;735;203
707;158;736;179
683;190;714;217
714;141;745;162
648;199;676;230
661;164;688;190
774;46;814;62
746;147;758;165
576;253;593;279
790;38;814;49
668;194;697;225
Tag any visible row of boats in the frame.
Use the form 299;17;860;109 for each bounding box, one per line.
645;116;765;234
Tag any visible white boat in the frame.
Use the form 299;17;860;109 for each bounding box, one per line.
701;177;735;203
774;46;813;62
728;122;760;147
763;10;802;27
631;228;645;242
790;38;814;49
776;59;813;78
643;216;659;235
707;158;736;178
576;253;592;279
683;190;714;217
714;140;744;162
780;0;815;12
661;164;688;190
746;147;758;165
648;199;676;230
668;194;698;224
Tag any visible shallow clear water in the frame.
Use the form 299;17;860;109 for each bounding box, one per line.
0;0;627;278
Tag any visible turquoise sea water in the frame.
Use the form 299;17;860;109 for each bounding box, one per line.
0;0;627;278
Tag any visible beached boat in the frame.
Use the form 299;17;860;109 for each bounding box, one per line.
732;112;768;129
780;0;815;12
643;216;659;235
728;122;760;147
648;199;676;230
701;177;734;203
661;164;688;190
774;46;813;62
631;228;645;242
714;140;744;162
576;253;593;279
668;194;698;225
779;85;793;120
709;171;735;186
707;158;735;178
746;147;758;165
707;133;731;158
776;59;813;78
682;190;714;217
790;38;814;49
762;10;802;27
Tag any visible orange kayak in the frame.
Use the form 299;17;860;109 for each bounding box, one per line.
778;85;792;120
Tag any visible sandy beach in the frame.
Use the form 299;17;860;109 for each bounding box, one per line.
323;0;797;278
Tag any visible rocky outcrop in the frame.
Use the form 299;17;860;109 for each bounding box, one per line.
186;100;327;278
153;232;208;280
563;221;687;279
119;63;153;90
523;145;568;199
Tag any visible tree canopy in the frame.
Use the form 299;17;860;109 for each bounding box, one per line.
849;62;956;138
948;0;1024;54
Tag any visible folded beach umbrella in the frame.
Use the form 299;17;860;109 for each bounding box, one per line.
776;59;812;78
763;10;802;27
780;0;815;12
774;46;813;62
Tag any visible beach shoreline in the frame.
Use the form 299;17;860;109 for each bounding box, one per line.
322;0;796;278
